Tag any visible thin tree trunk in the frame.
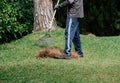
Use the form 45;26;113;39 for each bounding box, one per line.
33;0;56;31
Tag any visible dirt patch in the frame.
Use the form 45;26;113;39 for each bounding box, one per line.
36;47;81;59
84;32;96;37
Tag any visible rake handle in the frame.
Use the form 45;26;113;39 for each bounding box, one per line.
48;0;60;33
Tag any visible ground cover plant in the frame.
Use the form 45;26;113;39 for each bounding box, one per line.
0;28;120;83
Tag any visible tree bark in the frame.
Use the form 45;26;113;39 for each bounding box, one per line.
33;0;56;31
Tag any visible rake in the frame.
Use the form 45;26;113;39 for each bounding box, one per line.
36;0;60;47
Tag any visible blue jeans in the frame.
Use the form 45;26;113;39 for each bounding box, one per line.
64;16;83;56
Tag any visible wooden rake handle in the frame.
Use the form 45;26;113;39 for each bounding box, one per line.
48;0;60;32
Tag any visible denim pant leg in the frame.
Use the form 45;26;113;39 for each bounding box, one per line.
73;25;83;56
64;17;78;56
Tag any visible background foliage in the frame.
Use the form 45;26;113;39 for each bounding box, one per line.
0;0;33;43
83;0;120;36
0;0;120;43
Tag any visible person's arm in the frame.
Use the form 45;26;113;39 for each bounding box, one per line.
68;0;74;4
54;0;74;9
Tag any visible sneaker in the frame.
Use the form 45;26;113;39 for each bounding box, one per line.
80;55;84;58
54;54;71;59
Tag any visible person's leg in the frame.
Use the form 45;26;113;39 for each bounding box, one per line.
73;19;84;57
54;17;79;59
64;17;79;56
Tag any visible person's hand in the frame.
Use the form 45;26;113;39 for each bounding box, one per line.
54;5;59;10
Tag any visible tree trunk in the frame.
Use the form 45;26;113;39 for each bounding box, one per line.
33;0;56;31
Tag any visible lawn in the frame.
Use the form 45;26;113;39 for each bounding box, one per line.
0;28;120;83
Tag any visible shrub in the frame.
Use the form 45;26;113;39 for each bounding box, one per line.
83;0;120;36
0;0;33;43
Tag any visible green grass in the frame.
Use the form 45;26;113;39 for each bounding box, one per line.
0;28;120;83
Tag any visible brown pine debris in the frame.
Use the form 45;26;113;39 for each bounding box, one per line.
36;47;81;59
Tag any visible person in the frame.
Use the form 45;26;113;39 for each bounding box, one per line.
54;0;84;59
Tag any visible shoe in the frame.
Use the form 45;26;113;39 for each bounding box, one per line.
80;55;84;58
54;54;71;59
